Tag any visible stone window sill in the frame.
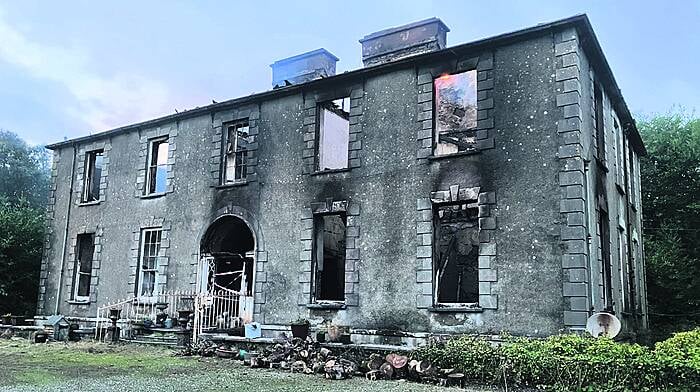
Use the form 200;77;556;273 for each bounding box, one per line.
66;300;90;305
140;192;166;200
427;150;480;161
311;168;350;176
215;181;249;189
428;305;483;313
78;200;102;207
307;302;347;310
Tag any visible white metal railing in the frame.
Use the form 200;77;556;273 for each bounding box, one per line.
95;290;196;341
193;289;251;342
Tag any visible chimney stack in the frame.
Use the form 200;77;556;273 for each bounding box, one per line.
270;48;339;88
359;18;449;67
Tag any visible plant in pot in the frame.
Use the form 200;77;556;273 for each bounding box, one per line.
290;318;310;339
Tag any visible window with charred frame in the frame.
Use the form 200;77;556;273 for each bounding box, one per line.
316;97;349;171
136;228;162;298
433;201;480;305
433;70;477;156
223;120;250;183
312;213;346;302
594;82;606;165
81;150;103;203
145;137;169;194
72;233;95;301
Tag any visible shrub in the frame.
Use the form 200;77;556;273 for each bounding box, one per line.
414;331;700;391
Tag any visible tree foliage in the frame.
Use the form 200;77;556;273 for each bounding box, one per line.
0;130;50;315
638;111;700;336
0;130;50;208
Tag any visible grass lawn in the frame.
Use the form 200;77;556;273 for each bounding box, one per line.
0;339;499;392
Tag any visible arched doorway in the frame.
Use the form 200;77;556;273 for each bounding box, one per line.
200;215;256;295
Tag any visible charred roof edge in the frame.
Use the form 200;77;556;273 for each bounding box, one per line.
47;14;644;155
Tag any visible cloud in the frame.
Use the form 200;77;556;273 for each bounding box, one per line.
0;7;171;133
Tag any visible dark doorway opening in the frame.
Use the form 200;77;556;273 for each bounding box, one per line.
201;215;255;295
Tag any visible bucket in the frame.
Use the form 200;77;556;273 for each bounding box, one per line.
244;322;261;339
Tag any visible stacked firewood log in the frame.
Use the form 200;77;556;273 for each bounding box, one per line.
179;336;465;386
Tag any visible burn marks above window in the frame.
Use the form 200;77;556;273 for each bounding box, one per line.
416;53;495;159
434;71;478;156
223;120;251;184
317;97;350;171
433;202;479;304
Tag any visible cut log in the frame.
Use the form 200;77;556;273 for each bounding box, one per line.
386;353;408;369
379;362;394;379
366;370;381;381
416;360;432;374
367;353;384;370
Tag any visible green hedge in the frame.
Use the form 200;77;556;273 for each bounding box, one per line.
414;329;700;391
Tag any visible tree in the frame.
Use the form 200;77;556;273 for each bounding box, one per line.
638;110;700;337
0;130;50;315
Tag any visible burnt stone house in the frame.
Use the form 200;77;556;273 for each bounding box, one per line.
36;14;648;343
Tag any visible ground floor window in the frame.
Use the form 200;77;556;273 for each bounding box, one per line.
137;228;162;298
72;233;95;301
433;202;479;305
313;213;346;302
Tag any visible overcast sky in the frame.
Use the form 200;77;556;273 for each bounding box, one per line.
1;0;698;145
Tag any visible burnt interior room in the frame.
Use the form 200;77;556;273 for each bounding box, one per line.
433;202;480;304
201;215;255;294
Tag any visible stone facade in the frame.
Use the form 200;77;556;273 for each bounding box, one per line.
38;15;647;340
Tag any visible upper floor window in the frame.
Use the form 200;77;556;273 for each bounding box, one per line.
72;233;95;301
594;82;606;165
223;120;250;184
434;70;477;156
317;97;349;171
312;213;346;302
137;228;162;298
146;137;168;195
82;150;103;203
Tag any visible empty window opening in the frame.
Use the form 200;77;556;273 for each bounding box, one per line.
82;150;103;203
433;202;479;305
434;70;478;156
200;215;255;296
146;138;169;194
72;233;95;301
594;82;606;164
137;228;162;297
317;97;349;171
598;209;613;310
223;120;250;183
313;213;346;301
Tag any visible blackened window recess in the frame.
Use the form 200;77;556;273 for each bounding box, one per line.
317;97;350;171
223;120;250;184
73;233;95;300
594;82;606;165
146;138;169;194
313;213;346;301
434;70;478;156
434;202;479;304
82;150;103;202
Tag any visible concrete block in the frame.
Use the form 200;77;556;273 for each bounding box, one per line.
416;294;432;309
563;282;587;297
479;242;496;256
563;311;588;326
560;198;585;213
416;270;432;283
561;226;586;240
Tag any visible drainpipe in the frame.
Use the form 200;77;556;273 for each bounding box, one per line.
54;143;77;315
